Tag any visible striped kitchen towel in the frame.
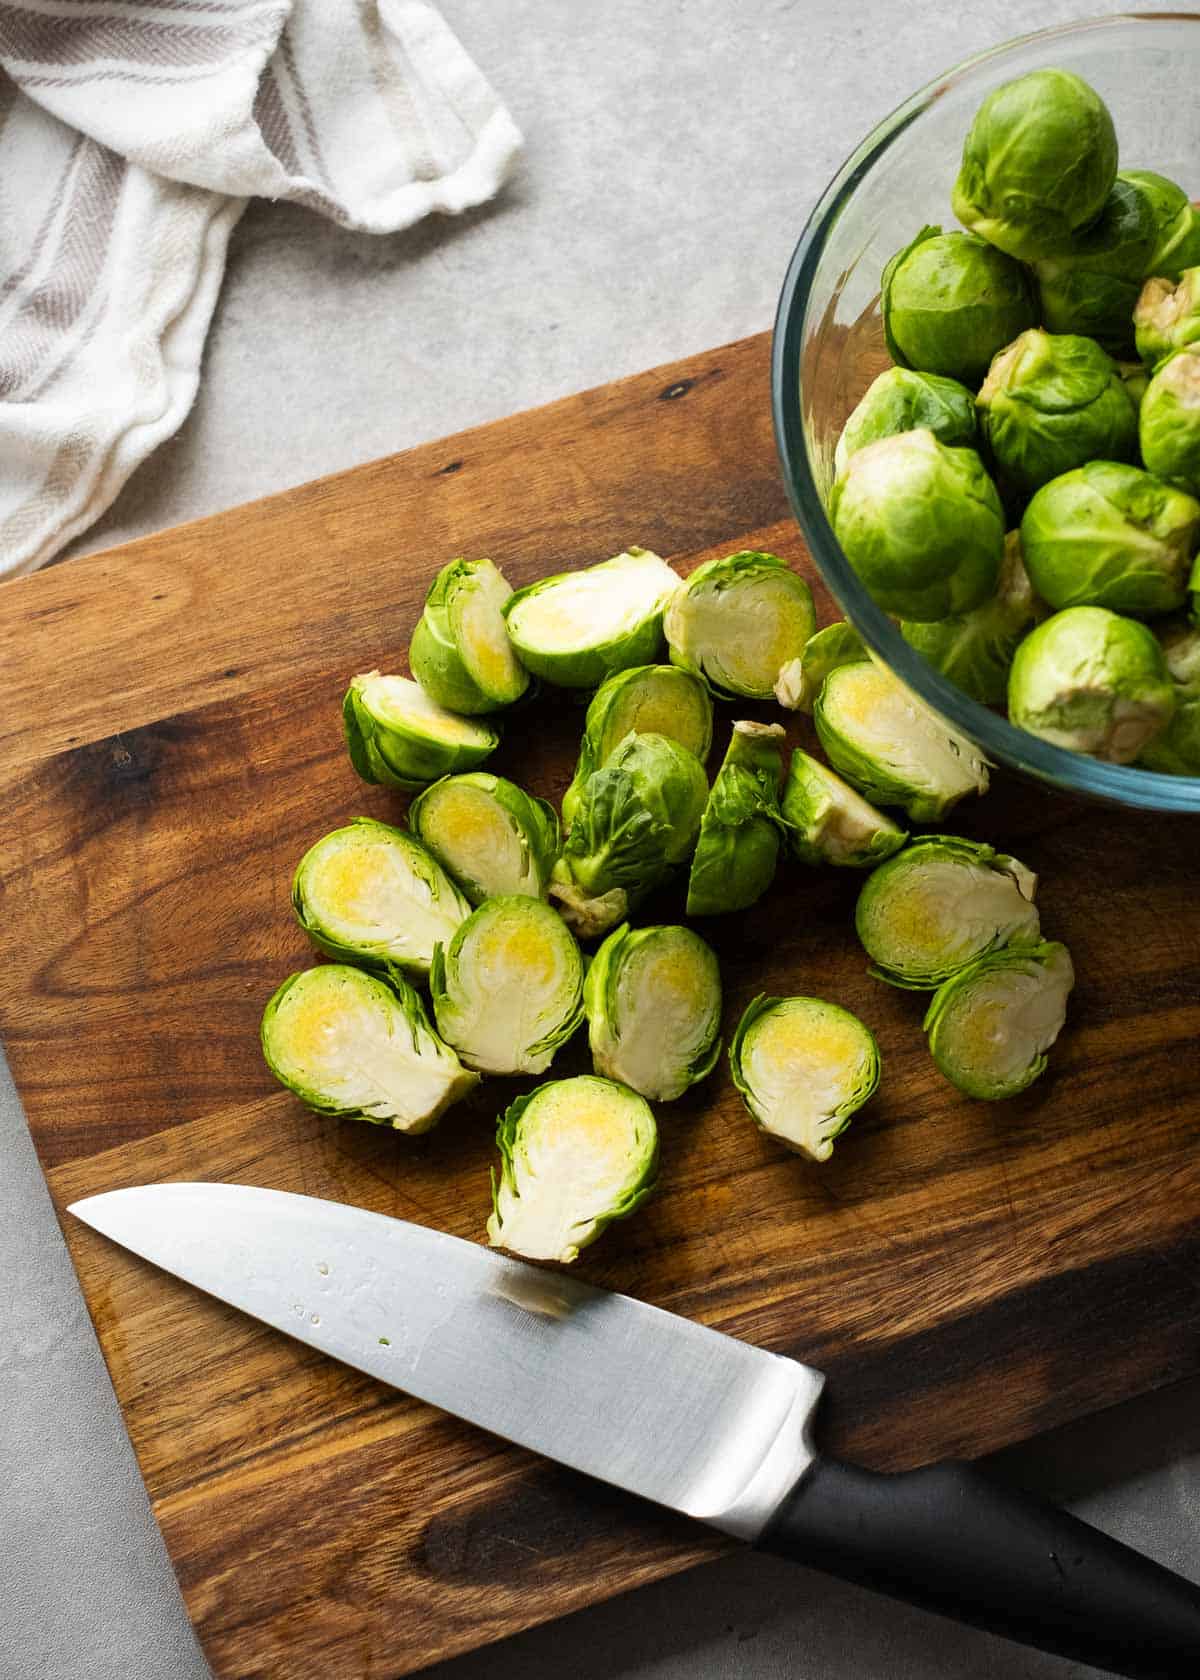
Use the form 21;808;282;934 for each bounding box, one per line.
0;2;522;579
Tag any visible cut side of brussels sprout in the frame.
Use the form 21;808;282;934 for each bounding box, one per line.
1134;270;1200;370
1020;462;1200;619
487;1076;658;1263
292;816;471;980
834;366;978;475
687;721;785;917
343;671;499;790
814;661;989;823
901;530;1042;705
408;773;560;904
855;836;1040;991
663;551;815;699
775;620;868;713
551;731;709;938
1033;176;1157;356
781;749;908;869
1140;345;1200;497
261;965;478;1133
880;226;1035;384
561;664;713;830
431;895;584;1075
503;548;679;689
730;994;880;1162
409;557;529;714
924;941;1074;1100
1007;606;1176;763
584;922;722;1101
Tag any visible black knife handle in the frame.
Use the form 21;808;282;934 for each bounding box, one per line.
759;1455;1200;1679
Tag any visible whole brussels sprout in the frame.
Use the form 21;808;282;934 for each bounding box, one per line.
561;663;712;831
774;620;867;713
1140;346;1200;497
834;367;978;477
1021;462;1200;619
409;557;529;715
1134;269;1200;368
924;941;1074;1101
951;69;1117;261
1033;176;1158;357
1140;621;1200;776
663;551;815;700
976;329;1138;500
901;530;1043;705
830;430;1004;621
880;228;1035;385
1124;169;1200;280
1007;605;1176;763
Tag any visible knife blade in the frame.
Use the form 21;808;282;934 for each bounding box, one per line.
71;1182;1200;1679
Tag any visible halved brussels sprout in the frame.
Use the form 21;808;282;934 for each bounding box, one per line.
408;773;560;904
584;922;722;1101
855;836;1040;991
814;661;989;823
663;550;815;700
503;548;679;689
1135;270;1200;369
775;620;868;713
834;366;979;475
343;671;499;790
730;994;880;1162
880;227;1036;384
550;731;708;938
409;557;529;714
1020;462;1200;619
901;530;1042;705
1007;605;1176;763
1140;345;1200;496
1033;176;1157;356
924;941;1074;1100
830;431;1004;621
1124;169;1200;280
781;749;908;869
1140;622;1200;775
976;330;1138;500
292;816;471;980
951;69;1117;261
686;722;785;917
561;664;713;830
430;895;584;1075
487;1075;658;1263
261;964;478;1133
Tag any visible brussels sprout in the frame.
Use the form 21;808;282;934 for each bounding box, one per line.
901;530;1043;704
775;620;868;713
1021;462;1200;619
830;431;1004;621
814;661;990;823
781;749;907;869
408;558;529;715
1008;605;1176;762
292;816;471;980
1134;270;1200;369
1140;622;1200;775
487;1075;658;1263
662;551;815;700
561;664;713;830
584;922;722;1101
686;722;785;917
343;671;499;790
951;69;1117;261
261;964;478;1133
407;772;559;906
1140;345;1200;496
430;895;584;1075
924;941;1074;1100
1124;169;1200;280
550;731;708;938
880;227;1036;384
730;994;880;1162
834;367;979;476
976;330;1138;500
855;835;1040;991
503;547;679;689
1033;177;1158;357
1117;361;1150;410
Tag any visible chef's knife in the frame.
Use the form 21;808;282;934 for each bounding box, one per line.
71;1182;1200;1678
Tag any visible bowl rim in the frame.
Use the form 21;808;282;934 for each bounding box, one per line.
771;9;1200;813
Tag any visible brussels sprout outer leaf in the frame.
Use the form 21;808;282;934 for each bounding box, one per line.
730;993;880;1162
408;773;561;904
781;749;908;868
686;722;785;916
923;941;1074;1100
584;922;722;1101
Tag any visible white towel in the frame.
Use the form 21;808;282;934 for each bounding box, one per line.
0;1;522;579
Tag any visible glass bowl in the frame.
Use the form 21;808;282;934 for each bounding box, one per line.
772;12;1200;813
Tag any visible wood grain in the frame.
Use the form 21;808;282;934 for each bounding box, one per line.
2;331;1200;1679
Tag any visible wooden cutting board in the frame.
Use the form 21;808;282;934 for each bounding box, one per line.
3;330;1200;1680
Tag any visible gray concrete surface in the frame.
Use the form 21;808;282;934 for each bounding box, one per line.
3;3;1199;1677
